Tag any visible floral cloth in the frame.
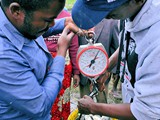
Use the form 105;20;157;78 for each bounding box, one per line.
44;9;79;120
50;52;72;120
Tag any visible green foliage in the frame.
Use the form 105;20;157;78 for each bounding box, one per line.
65;0;76;10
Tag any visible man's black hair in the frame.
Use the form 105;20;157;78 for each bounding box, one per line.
1;0;65;11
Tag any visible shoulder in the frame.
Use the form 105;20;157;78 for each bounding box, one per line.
97;19;119;31
102;19;118;26
57;10;70;18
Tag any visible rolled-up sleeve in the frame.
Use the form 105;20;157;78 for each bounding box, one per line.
43;18;65;38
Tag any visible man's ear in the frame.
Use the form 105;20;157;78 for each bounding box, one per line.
9;2;24;19
141;0;146;4
135;0;146;4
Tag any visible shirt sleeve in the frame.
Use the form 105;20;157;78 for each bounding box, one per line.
42;56;65;102
130;43;160;119
43;18;65;38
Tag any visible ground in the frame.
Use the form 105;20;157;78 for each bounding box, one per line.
70;78;122;120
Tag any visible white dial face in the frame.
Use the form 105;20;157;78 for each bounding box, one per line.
77;48;108;77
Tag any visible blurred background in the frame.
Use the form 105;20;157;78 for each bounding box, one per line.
65;0;76;11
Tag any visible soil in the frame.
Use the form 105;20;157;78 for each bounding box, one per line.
70;78;122;119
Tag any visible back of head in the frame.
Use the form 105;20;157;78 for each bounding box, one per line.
1;0;65;12
0;0;66;39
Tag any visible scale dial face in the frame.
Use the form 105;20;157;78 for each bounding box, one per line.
76;46;109;77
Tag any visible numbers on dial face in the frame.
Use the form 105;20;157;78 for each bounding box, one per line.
77;48;108;77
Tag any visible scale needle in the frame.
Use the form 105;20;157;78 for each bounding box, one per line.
89;50;100;68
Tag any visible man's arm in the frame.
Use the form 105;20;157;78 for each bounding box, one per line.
43;17;84;38
0;27;74;118
108;47;119;72
43;18;65;37
78;95;136;120
97;48;119;91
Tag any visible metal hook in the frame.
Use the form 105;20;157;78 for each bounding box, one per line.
88;77;99;97
85;31;96;44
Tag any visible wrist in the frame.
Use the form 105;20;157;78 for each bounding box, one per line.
64;17;72;26
57;49;67;57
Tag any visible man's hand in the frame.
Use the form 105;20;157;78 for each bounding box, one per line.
96;71;110;92
67;22;86;36
64;17;85;36
57;26;75;57
73;74;80;88
78;95;95;114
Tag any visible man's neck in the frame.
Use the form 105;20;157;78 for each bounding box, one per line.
129;0;147;21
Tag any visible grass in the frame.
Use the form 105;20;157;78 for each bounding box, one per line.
65;0;76;10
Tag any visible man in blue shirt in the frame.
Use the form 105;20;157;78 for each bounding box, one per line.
0;0;78;119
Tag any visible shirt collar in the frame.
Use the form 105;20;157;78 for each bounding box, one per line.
0;7;50;53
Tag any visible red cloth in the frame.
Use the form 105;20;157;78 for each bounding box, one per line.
44;10;80;120
50;52;72;120
44;10;80;75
